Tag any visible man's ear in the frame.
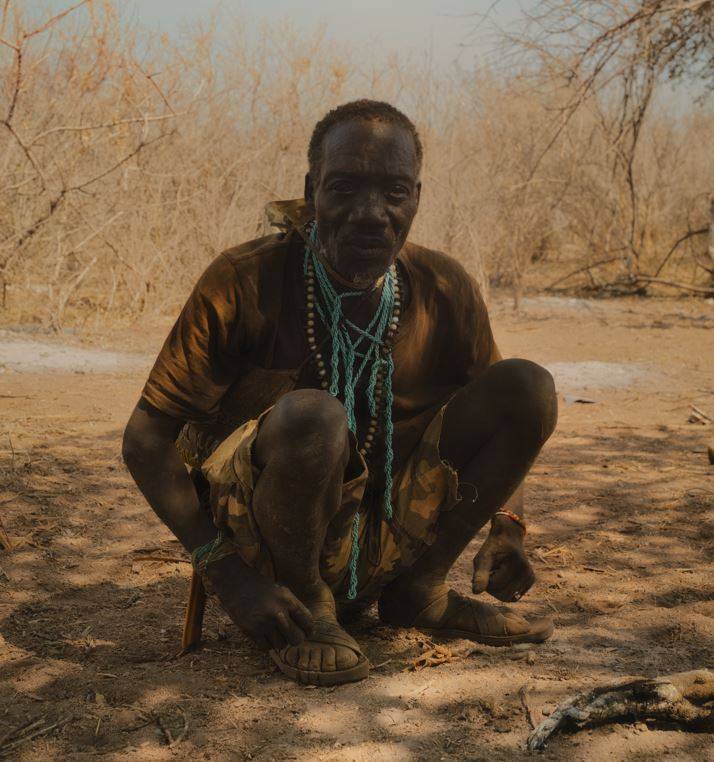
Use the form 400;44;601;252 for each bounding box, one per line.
415;181;422;208
304;173;315;210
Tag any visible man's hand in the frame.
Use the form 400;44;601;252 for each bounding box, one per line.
208;556;314;651
472;514;535;602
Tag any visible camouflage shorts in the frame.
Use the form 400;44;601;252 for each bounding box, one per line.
200;404;459;603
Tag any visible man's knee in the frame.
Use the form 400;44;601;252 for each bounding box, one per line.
255;389;350;468
489;359;558;445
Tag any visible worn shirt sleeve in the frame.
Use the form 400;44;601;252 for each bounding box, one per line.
141;254;241;421
442;258;499;380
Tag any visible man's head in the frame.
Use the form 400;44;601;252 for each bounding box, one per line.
305;100;422;289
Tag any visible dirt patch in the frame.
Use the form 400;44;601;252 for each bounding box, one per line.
0;331;151;374
0;296;712;760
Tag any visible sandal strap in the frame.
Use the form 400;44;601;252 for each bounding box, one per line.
305;618;364;655
413;591;516;636
276;618;364;659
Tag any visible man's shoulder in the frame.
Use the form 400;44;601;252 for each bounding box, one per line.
194;232;296;297
219;232;293;273
400;241;474;289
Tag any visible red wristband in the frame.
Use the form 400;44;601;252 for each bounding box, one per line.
493;509;526;534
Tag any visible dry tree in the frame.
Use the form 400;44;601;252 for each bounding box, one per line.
505;0;714;295
0;0;184;327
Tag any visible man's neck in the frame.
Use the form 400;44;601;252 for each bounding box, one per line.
319;252;385;294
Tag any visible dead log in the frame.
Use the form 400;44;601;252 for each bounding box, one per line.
527;669;713;751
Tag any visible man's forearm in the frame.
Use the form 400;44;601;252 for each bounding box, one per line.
122;403;217;553
503;481;525;517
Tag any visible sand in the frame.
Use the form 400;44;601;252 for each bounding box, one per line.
0;295;712;760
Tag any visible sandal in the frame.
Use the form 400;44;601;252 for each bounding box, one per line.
269;618;370;686
380;588;553;646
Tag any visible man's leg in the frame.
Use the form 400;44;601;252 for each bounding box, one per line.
252;388;362;674
379;359;558;639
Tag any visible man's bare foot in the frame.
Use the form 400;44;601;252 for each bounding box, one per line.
271;583;369;685
378;579;553;646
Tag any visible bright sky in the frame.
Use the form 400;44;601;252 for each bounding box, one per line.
123;0;526;72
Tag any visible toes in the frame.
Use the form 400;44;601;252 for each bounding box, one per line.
334;644;359;670
321;646;336;672
282;643;347;672
283;645;301;668
297;646;311;671
308;646;323;672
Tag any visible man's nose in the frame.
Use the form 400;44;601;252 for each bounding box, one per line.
348;190;388;227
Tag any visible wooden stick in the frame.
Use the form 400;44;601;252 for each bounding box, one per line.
519;684;536;729
527;670;714;751
180;570;207;655
0;715;74;754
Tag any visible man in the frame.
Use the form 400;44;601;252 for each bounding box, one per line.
123;99;558;686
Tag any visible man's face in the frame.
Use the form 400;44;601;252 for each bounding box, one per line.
305;119;421;288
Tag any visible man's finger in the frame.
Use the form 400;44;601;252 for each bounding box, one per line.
472;551;493;593
289;600;314;637
487;563;513;593
276;612;305;647
266;627;286;652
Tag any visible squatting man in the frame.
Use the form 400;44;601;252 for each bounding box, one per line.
123;99;558;686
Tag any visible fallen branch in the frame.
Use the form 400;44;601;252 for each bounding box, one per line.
527;670;713;751
545;257;621;290
0;715;74;756
632;275;714;296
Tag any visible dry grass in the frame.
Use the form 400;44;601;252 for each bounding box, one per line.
0;0;712;328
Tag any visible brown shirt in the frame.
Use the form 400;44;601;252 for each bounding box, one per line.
142;208;499;475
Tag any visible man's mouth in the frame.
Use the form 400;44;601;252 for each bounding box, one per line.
345;236;390;250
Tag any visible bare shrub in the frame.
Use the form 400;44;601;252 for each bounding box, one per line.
0;0;711;328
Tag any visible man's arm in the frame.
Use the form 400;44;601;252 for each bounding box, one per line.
122;401;216;552
122;400;313;649
472;336;535;600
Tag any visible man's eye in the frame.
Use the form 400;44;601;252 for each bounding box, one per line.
389;185;410;199
330;182;354;193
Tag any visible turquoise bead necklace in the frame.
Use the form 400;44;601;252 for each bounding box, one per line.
303;222;401;599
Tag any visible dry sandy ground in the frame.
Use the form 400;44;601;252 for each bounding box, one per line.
0;296;712;761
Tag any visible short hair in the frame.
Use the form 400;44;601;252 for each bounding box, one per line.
307;99;423;180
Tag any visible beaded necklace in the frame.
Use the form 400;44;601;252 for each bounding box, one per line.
303;222;401;599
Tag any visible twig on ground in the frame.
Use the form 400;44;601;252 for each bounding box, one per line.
0;495;24;507
0;716;45;748
170;708;189;747
0;715;74;756
155;714;174;746
527;670;714;751
519;684;536;729
692;405;712;422
132;555;189;564
410;641;458;671
154;707;189;747
0;516;12;550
